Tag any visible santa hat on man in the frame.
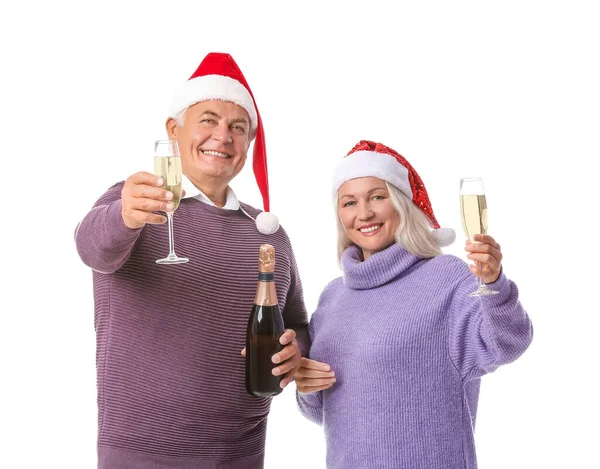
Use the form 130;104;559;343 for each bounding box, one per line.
168;52;279;235
332;140;455;247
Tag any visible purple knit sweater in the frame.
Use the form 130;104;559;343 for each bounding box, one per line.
75;182;309;469
297;243;533;469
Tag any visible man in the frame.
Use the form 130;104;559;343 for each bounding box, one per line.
75;52;309;469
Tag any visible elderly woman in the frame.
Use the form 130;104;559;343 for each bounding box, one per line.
295;140;533;469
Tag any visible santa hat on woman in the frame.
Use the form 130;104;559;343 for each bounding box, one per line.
332;140;455;247
168;52;279;235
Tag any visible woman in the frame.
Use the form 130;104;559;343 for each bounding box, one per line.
295;140;533;469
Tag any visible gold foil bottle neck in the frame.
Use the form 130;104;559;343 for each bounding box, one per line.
258;244;275;273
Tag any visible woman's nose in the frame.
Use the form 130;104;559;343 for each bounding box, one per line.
357;203;374;220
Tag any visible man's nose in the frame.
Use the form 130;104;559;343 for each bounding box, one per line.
212;125;232;143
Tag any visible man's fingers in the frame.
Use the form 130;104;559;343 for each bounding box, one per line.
121;172;175;229
272;340;298;364
279;371;298;389
272;358;299;377
127;171;164;186
129;197;174;213
128;183;174;202
279;329;296;345
123;209;167;226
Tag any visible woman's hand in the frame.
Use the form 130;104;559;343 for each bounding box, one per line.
465;233;503;284
295;358;336;394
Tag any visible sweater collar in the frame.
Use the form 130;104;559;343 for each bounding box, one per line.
181;174;240;210
341;243;424;290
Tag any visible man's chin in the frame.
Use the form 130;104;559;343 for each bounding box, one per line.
189;167;235;183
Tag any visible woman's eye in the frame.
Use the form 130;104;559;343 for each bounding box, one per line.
343;201;356;207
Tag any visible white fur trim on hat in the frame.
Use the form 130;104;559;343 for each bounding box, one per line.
332;151;412;199
256;211;279;235
432;227;456;247
169;74;258;131
238;205;280;235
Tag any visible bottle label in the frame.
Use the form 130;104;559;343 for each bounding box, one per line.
258;272;274;282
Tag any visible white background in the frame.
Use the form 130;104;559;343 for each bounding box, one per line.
1;1;599;468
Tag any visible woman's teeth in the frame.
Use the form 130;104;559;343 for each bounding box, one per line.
360;224;381;233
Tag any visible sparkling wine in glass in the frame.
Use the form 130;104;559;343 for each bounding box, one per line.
460;177;498;296
154;140;189;265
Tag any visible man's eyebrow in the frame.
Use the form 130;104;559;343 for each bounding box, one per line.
199;110;249;126
199;110;221;119
230;116;250;125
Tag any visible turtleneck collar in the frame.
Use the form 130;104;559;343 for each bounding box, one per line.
341;243;425;290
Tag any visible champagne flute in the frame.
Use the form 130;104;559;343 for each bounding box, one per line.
154;140;189;265
459;177;498;296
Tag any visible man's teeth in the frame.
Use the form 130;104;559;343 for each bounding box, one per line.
360;224;381;233
202;150;230;158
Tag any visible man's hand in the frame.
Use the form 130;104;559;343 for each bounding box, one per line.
271;329;302;389
240;329;303;389
121;171;175;229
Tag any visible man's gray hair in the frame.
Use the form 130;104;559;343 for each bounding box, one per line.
174;108;187;127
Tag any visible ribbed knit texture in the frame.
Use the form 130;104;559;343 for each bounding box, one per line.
297;243;533;469
75;182;309;469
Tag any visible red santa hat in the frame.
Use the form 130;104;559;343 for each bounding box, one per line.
169;52;278;235
332;140;455;247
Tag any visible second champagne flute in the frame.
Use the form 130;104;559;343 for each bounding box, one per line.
459;177;498;296
154;140;189;265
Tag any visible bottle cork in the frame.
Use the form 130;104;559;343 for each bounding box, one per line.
258;244;275;273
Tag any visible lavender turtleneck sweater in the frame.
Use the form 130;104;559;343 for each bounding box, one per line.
75;182;309;469
297;243;533;469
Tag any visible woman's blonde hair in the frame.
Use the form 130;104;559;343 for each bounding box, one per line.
336;181;442;262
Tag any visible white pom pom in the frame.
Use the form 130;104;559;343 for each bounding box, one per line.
432;227;456;247
256;211;280;235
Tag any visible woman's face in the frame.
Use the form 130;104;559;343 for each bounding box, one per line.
338;177;400;260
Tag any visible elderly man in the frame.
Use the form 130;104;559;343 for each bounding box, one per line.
75;53;309;469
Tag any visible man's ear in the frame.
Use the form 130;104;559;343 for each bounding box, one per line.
166;118;178;139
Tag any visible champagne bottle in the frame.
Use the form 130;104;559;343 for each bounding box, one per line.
245;244;285;397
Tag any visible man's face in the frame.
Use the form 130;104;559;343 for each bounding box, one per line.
167;100;252;186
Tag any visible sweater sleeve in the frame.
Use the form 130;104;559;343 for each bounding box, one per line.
296;388;324;425
295;317;324;425
280;237;310;356
74;182;144;274
448;270;533;381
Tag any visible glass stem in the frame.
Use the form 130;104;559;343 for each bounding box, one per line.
477;261;486;289
167;212;176;258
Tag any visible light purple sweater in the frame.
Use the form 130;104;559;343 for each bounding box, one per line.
75;182;309;469
297;243;533;469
